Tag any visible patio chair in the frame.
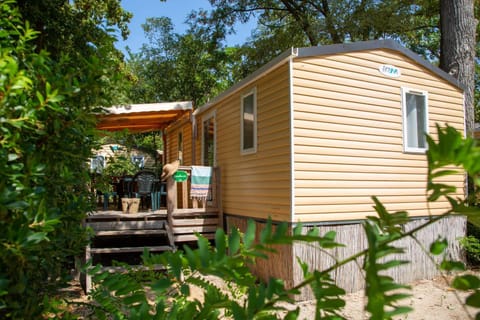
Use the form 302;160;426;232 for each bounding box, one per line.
121;175;134;198
133;170;157;210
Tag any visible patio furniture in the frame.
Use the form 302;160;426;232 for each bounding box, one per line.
133;170;157;210
151;181;167;211
122;175;134;198
98;191;117;211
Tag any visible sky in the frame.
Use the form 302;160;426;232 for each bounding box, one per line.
116;0;256;54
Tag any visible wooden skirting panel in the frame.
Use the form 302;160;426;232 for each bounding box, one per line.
225;215;294;289
293;215;467;300
293;222;368;299
226;214;466;302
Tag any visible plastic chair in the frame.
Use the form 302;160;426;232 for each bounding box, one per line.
133;170;157;210
151;182;167;210
122;175;134;198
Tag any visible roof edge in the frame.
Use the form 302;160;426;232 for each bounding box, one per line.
194;48;296;116
296;39;465;91
105;101;193;115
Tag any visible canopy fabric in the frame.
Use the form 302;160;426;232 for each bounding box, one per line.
96;101;193;132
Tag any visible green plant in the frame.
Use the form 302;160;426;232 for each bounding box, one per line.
0;1;129;318
460;235;480;266
91;153;139;194
93;173;114;194
461;222;480;266
103;154;139;177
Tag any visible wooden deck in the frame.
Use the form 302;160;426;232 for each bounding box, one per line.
83;166;222;292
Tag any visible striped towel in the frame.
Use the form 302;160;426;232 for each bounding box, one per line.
190;166;212;201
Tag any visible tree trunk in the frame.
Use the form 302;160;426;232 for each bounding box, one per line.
439;0;477;136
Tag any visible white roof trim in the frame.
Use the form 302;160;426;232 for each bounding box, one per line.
104;101;193;115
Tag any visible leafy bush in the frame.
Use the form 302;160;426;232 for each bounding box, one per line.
0;1;118;318
460;236;480;265
459;221;480;266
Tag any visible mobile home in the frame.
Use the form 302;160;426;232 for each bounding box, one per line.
164;40;466;298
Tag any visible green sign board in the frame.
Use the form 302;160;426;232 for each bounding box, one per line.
173;170;188;182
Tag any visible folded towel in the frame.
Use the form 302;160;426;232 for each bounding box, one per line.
190;166;212;201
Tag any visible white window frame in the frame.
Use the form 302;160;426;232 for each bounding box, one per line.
401;87;429;153
177;131;183;164
240;87;257;155
201;110;216;166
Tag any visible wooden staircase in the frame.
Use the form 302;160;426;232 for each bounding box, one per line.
166;166;223;243
83;212;174;292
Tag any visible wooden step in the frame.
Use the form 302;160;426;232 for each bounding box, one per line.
171;217;218;227
172;225;218;234
98;264;166;273
89;245;172;254
174;233;215;242
168;208;220;243
94;229;168;236
171;208;219;217
88;220;166;232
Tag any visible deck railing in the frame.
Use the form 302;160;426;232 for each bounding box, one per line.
166;166;223;242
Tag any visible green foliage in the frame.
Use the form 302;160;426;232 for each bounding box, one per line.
460;236;480;266
15;0;133;109
364;201;412;319
0;7;88;318
0;1;132;318
185;0;449;78
126;16;235;107
104;154;139;177
459;222;480;268
426;124;480;223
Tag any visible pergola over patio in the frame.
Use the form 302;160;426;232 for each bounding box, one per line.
96;101;193;133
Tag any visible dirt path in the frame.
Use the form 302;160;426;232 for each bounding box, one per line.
298;274;477;319
63;273;478;319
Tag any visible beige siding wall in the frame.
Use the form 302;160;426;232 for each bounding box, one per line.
292;49;465;222
165;116;193;165
195;63;292;221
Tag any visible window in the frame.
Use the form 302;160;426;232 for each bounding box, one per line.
131;155;145;169
202;112;215;166
402;87;429;153
90;155;105;174
178;132;183;164
241;88;257;154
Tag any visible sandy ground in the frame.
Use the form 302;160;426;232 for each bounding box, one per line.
63;273;478;319
298;274;477;319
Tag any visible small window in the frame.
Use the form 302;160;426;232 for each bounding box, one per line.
131;155;145;169
241;88;257;154
202;112;215;166
402;87;429;153
90;155;105;174
178;132;183;164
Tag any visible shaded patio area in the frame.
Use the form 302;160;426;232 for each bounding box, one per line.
83;102;223;292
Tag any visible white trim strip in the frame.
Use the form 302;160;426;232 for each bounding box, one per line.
289;54;296;223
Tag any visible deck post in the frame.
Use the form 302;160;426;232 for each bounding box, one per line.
214;167;223;229
85;244;92;293
166;176;177;212
166;176;177;245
